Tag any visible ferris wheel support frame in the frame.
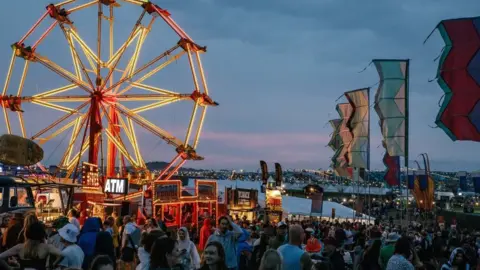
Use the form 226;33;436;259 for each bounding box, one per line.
1;0;217;182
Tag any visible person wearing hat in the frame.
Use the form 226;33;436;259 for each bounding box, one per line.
379;232;400;270
268;221;288;250
58;223;84;269
305;228;322;255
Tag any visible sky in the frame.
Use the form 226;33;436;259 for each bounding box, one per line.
0;0;479;172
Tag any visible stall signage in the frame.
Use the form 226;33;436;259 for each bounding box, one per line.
104;178;128;194
82;162;99;187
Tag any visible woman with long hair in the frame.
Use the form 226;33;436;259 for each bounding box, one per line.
250;232;269;269
386;236;414;270
149;236;183;270
17;213;39;244
137;230;165;270
177;227;201;270
361;239;382;270
0;221;63;270
93;231;116;269
200;241;228;270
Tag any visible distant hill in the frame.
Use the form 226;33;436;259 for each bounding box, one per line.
144;161;200;171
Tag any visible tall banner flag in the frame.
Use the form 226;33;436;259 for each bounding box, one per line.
457;171;467;191
260;160;268;185
274;163;283;187
431;17;480;141
332;103;353;177
473;172;480;194
373;60;408;157
383;151;400;186
328;119;342;151
345;88;370;169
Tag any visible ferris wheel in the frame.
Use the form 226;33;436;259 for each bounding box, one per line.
0;0;217;181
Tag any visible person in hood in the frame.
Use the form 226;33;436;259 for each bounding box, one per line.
177;227;201;270
199;218;213;251
441;248;470;270
207;216;243;270
236;228;252;270
137;230;165;270
78;217;102;269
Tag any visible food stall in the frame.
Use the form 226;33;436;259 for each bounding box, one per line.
225;187;258;221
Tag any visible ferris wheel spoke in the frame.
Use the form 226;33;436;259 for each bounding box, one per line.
101;9;147;90
32;84;78;98
105;27;142;69
56;116;87;168
97;2;103;80
115;113;143;166
60;25;96;89
130;83;180;96
130;97;185;113
115;103;183;147
31;100;78;113
115;49;185;95
101;110;140;168
68;29;101;70
34;55;92;93
37;116;82;145
31;101;89;140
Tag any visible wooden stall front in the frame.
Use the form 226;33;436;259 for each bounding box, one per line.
152;179;218;230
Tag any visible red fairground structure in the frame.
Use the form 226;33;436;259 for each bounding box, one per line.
152;179;217;229
0;0;217;208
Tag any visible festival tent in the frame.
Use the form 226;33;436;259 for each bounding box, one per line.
187;179;374;221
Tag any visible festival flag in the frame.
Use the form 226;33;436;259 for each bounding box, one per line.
345;88;370;169
473;172;480;194
332;103;353;177
383;151;400;186
260;160;268;185
373;60;408;157
274;163;283;187
431;17;480;141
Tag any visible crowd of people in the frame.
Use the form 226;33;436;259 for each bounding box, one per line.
0;208;477;270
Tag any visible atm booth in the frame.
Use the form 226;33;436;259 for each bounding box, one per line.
152;179;218;229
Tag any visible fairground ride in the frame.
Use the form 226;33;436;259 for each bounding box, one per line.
0;0;217;185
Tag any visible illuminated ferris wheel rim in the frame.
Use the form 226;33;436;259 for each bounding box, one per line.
1;0;218;180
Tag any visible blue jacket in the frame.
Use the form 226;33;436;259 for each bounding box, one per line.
78;217;101;256
236;229;252;264
207;222;243;269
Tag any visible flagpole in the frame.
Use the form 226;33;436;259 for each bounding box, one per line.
405;59;410;227
367;87;372;224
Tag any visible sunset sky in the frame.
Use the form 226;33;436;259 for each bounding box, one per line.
0;0;479;171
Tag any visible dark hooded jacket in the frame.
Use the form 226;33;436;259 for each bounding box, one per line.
78;217;101;268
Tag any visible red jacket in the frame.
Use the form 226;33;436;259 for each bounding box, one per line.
199;218;212;251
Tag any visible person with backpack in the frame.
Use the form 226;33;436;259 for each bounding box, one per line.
121;215;141;269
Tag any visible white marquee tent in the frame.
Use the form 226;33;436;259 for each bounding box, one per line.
188;179;374;221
